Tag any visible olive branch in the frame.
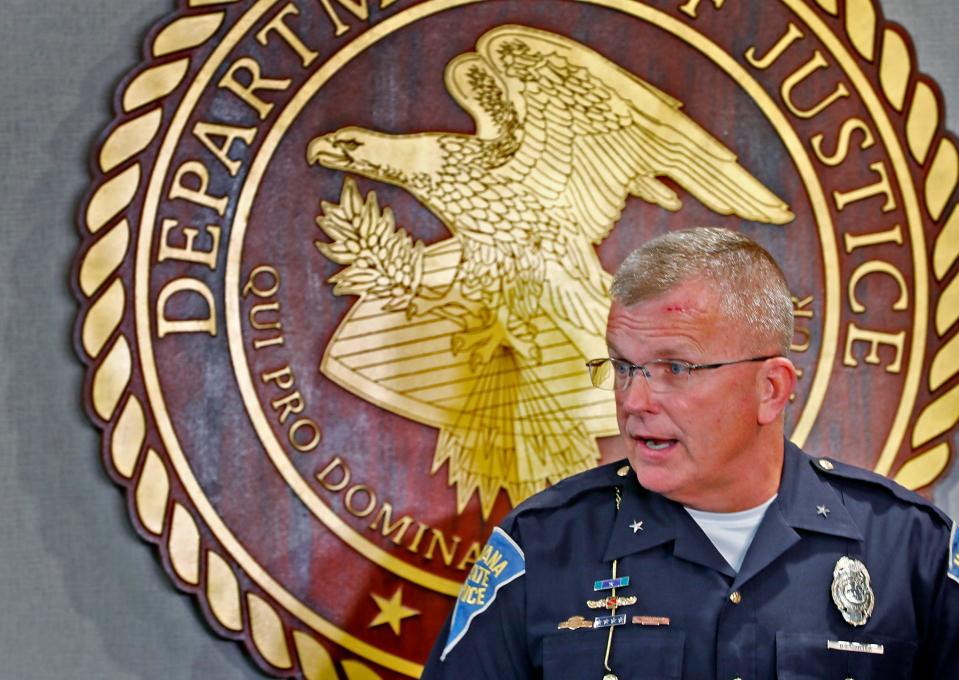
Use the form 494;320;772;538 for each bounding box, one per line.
315;178;427;311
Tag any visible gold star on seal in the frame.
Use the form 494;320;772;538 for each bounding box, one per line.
369;586;420;635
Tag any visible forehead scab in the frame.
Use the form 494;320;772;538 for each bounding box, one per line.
657;288;715;318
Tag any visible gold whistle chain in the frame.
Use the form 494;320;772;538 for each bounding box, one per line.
603;559;618;673
602;486;623;678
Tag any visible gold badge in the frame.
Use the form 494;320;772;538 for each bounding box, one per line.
558;616;593;630
831;556;876;626
587;596;637;609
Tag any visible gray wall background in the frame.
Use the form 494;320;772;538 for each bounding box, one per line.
1;2;957;678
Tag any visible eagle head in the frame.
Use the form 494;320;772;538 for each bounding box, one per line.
307;127;445;188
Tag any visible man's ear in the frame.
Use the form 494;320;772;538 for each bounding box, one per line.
757;357;798;425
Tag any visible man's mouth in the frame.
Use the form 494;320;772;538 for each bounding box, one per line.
637;436;677;451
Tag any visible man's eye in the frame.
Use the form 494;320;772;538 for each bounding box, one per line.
667;361;687;376
613;361;630;376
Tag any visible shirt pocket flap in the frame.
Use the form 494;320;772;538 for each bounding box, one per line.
544;627;685;679
776;631;917;680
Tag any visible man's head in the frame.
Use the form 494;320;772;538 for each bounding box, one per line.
610;227;794;354
604;227;797;511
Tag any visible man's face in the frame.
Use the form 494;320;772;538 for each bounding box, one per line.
606;278;778;510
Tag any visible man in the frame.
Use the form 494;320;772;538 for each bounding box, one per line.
421;227;959;679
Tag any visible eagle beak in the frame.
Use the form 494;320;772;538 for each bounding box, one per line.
306;135;345;167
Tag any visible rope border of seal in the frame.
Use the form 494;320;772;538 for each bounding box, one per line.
74;1;385;677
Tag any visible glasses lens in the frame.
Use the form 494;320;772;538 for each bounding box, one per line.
588;359;616;390
645;360;690;392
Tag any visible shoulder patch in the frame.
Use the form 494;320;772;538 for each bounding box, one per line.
441;527;525;661
949;522;959;586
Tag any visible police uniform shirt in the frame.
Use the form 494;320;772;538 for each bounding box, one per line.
421;441;959;679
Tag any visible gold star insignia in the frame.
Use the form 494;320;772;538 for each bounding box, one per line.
369;586;420;635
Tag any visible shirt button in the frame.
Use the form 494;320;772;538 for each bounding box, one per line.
729;591;742;604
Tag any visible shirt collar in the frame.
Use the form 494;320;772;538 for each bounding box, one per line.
602;440;862;568
603;466;734;575
775;439;863;541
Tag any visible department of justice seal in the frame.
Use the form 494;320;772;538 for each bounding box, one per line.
74;1;959;677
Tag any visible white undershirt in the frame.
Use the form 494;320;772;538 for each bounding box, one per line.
684;495;777;572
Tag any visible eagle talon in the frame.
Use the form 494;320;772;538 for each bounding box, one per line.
451;325;497;358
452;320;542;367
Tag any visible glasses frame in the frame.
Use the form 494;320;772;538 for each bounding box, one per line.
585;355;781;392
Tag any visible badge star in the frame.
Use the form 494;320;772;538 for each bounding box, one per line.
817;504;831;518
369;586;420;635
629;519;644;533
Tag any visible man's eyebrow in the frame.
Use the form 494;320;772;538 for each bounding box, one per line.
608;346;696;361
606;344;631;361
652;348;695;359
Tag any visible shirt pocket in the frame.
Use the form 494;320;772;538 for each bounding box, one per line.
776;631;917;680
543;627;685;679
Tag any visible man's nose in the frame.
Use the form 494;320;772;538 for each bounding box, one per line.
618;371;657;413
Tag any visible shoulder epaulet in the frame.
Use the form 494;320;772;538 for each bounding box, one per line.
810;455;953;527
503;460;626;523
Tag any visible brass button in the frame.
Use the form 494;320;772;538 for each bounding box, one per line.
729;591;742;604
818;458;834;470
617;465;630;477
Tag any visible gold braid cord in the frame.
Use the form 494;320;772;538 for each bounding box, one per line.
74;1;959;677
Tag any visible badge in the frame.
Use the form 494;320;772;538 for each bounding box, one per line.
558;616;594;630
587;596;637;609
831;556;875;626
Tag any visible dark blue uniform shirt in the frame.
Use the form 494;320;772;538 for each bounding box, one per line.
422;441;959;679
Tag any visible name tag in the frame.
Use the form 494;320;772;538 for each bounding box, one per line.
826;640;885;655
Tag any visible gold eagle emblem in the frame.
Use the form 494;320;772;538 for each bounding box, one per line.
308;25;792;518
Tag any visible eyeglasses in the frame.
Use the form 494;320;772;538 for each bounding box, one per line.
585;355;780;393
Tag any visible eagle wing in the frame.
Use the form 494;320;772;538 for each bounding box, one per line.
454;25;793;249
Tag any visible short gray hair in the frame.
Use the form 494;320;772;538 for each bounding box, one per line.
610;227;794;353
